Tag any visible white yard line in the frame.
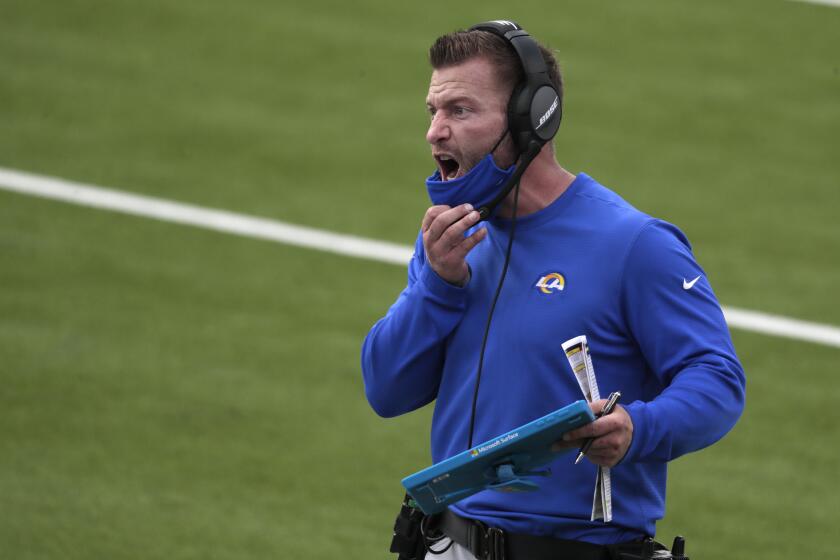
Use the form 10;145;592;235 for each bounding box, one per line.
0;167;412;266
2;166;839;349
789;0;840;7
723;307;840;348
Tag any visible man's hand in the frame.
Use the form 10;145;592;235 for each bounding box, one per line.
422;204;486;286
552;400;634;467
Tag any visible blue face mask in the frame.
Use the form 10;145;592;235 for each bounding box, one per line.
425;153;516;210
425;128;516;211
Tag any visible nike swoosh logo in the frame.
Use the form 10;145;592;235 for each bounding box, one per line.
683;276;701;290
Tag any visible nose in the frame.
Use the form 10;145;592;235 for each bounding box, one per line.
426;112;450;145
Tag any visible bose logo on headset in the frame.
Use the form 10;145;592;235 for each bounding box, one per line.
537;95;559;130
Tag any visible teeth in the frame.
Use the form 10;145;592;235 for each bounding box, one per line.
434;153;459;180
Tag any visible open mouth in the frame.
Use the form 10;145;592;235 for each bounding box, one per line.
435;154;461;181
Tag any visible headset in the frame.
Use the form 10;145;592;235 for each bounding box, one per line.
468;20;562;220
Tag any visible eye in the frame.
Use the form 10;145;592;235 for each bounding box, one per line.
453;106;469;117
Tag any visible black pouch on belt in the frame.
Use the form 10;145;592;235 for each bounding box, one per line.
389;494;427;560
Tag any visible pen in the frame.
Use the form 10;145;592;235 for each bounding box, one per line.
575;391;621;465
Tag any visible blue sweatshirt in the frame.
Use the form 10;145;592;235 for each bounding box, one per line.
361;173;745;543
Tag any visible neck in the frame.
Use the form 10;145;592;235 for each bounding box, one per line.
494;146;575;218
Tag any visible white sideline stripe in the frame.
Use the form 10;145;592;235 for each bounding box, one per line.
789;0;840;7
0;167;413;266
2;166;840;349
723;307;840;348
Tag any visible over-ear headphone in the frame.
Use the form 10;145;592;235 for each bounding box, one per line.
467;20;562;220
469;20;562;154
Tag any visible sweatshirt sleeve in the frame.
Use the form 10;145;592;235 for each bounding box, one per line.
619;220;746;463
361;231;469;418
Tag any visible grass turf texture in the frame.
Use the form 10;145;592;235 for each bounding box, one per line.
1;0;838;558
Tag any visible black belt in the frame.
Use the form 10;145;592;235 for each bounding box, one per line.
437;510;663;560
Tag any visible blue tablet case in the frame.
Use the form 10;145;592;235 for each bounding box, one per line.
402;400;595;514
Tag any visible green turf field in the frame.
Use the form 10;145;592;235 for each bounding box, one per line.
1;0;838;558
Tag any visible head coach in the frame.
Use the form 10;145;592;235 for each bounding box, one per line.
361;20;746;560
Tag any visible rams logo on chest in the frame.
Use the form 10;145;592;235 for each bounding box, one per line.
535;272;566;295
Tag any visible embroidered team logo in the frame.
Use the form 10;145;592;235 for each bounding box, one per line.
535;272;566;295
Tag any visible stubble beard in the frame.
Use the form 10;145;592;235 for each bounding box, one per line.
457;134;516;179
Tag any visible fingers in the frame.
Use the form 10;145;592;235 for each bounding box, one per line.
581;427;627;464
421;205;450;232
589;399;608;416
557;403;634;467
564;418;610;442
422;204;486;286
562;400;611;441
423;204;480;246
451;226;486;259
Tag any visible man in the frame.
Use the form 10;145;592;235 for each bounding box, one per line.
362;22;745;560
